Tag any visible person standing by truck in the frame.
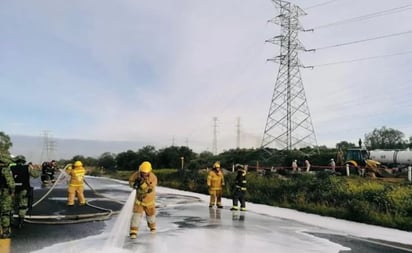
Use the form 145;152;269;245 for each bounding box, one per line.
329;158;336;172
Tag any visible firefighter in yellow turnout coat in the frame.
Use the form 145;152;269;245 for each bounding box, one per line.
66;161;86;206
207;161;225;208
129;161;158;239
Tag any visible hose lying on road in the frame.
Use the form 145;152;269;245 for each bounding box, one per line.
23;165;122;225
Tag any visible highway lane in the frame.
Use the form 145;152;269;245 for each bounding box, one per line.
10;176;412;253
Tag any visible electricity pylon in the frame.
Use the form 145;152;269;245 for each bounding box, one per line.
212;117;218;155
262;0;318;150
40;130;56;162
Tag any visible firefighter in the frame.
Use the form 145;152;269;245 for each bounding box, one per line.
128;161;158;239
41;160;57;184
230;164;247;211
9;155;40;228
0;157;14;248
207;161;225;208
66;160;86;206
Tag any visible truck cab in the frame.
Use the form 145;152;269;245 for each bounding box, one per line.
345;148;383;176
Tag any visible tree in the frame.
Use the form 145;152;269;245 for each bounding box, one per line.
157;146;196;169
70;155;97;166
335;141;356;151
364;126;406;150
98;152;116;171
136;145;157;166
0;131;12;160
116;150;139;170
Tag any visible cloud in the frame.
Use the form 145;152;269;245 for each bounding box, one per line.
1;0;412;154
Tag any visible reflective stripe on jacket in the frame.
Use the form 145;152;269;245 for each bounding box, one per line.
67;166;86;187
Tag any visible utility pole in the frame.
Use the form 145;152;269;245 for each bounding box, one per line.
236;117;241;149
212;117;218;155
262;0;317;150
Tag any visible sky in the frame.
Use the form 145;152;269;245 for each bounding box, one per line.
1;0;412;155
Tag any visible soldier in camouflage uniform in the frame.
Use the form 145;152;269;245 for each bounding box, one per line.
10;155;40;228
0;157;15;238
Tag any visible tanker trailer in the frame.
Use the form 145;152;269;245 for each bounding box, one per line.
369;150;412;170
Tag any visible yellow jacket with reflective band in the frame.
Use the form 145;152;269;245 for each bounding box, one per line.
207;169;224;191
129;171;157;206
67;166;86;187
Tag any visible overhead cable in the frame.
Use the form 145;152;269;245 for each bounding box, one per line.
312;50;412;67
314;30;412;51
312;4;412;29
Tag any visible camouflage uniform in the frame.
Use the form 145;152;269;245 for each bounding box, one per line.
10;157;40;228
0;159;15;238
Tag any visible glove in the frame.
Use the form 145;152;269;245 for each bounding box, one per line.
133;177;145;189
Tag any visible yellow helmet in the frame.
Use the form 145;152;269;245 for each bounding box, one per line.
213;161;220;168
74;161;83;167
139;161;152;173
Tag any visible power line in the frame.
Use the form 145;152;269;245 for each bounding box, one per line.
314;30;412;51
312;4;412;29
311;49;412;67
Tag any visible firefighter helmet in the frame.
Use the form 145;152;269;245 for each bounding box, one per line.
74;161;83;167
14;155;26;164
139;161;152;173
213;161;220;168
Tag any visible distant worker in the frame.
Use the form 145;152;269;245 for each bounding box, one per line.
9;155;40;228
292;160;298;172
329;158;336;172
305;159;311;172
128;161;158;239
41;160;58;184
336;149;344;166
230;164;247;211
66;160;86;206
0;157;15;241
207;161;225;208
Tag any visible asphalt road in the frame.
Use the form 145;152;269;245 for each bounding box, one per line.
9;176;412;253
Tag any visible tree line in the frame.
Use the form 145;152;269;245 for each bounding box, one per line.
1;126;411;170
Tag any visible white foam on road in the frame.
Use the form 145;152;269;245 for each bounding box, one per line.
30;180;411;253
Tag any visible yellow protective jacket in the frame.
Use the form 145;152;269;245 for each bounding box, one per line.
129;171;157;206
207;169;224;191
66;166;86;187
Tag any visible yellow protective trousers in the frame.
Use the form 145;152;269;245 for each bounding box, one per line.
130;202;156;235
67;185;86;205
209;189;223;207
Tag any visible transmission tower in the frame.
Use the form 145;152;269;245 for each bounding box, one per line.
236;117;241;149
212;117;218;155
40;130;56;162
262;0;318;150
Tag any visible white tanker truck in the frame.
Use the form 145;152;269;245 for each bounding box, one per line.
369;149;412;169
344;148;412;176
